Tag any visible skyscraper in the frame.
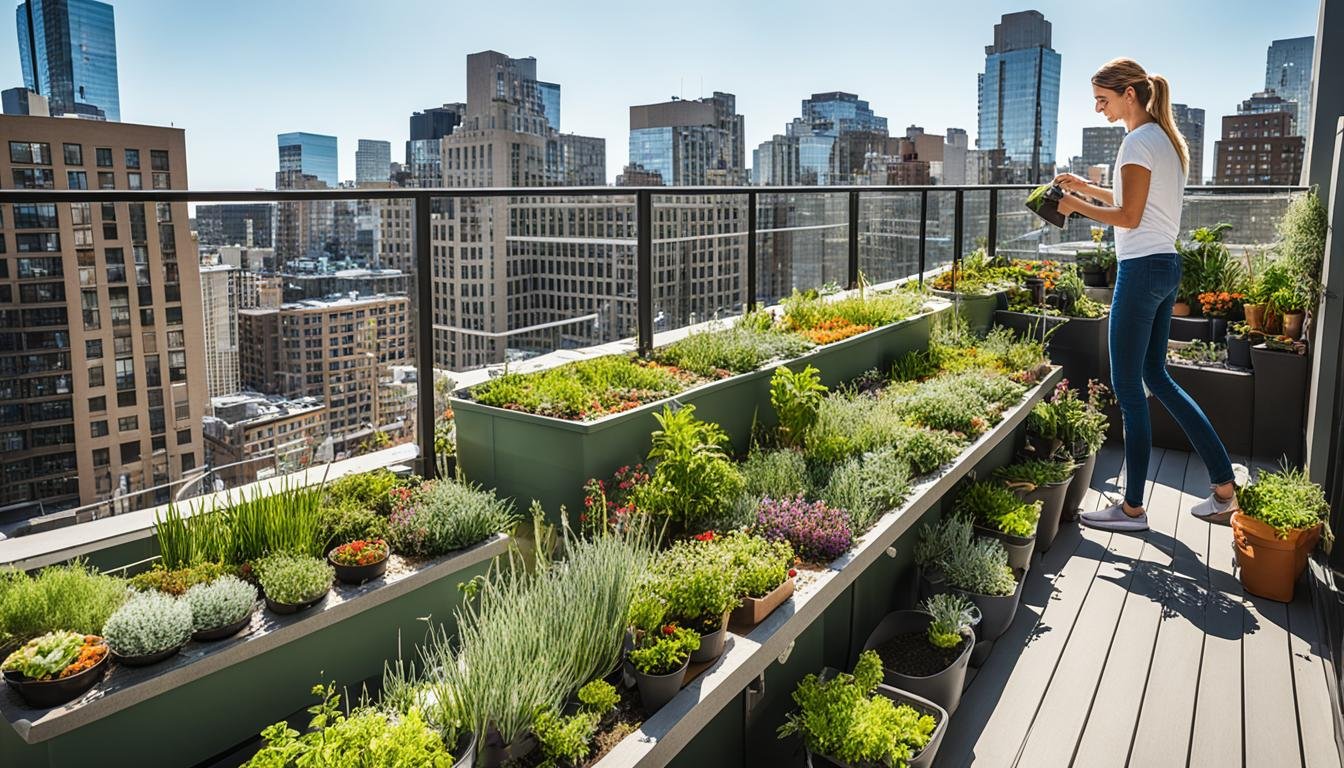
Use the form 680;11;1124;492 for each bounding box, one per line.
976;10;1061;184
15;0;119;121
355;139;391;184
752;92;889;185
1237;90;1302;135
1172;103;1205;185
406;104;463;190
1081;126;1125;175
1265;36;1314;137
1215;111;1304;185
538;81;561;132
277;132;338;187
943;128;969;185
628;93;747;186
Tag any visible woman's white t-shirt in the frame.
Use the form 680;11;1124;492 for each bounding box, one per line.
1112;122;1186;260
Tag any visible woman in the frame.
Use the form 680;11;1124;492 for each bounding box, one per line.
1053;58;1238;532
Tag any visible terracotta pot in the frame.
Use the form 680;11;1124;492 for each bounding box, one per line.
1231;511;1321;602
730;577;794;627
1172;301;1191;317
1244;303;1266;331
1283;311;1305;340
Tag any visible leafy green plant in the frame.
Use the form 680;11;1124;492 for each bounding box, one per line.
1178;223;1242;301
649;538;740;629
992;459;1075;489
534;706;600;768
715;531;794;599
954;480;1041;539
253;553;333;606
1;630;88;680
943;536;1017;597
0;561;127;651
771;365;828;448
782;288;926;333
387;479;516;557
1169;340;1227;366
914;514;974;569
922;593;975;650
102;590;194;657
629;625;700;675
777;650;936;766
318;501;391;554
323;469;402;515
183;575;256;633
636;405;744;530
858;447;914;514
128;562;236;596
895;426;965;476
1240;464;1334;544
1275;189;1328;313
578;679;620;713
468;354;696;420
155;482;327;568
653;323;812;377
894;381;992;436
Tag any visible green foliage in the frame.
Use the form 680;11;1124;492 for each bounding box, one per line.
323;469;401;515
894;380;993;436
1178;223;1243;300
636;405;744;530
183;575;257;632
155;482;326;569
533;707;600;768
628;625;700;676
740;448;812;502
922;593;975;650
715;531;794;599
246;684;454;768
0;561;127;651
653;323;812;377
954;480;1041;539
102;590;194;657
317;502;391;554
821;456;885;533
1170;340;1227;366
777;650;937;766
943;535;1017;596
128;562;235;596
914;514;973;569
253;553;333;606
782;288;926;331
894;427;965;476
992;459;1075;489
468;354;692;420
648;538;740;625
1275;189;1328;313
387;479;517;557
771;365;828;447
578;679;620;714
1;630;87;679
858;447;914;513
1240;464;1334;544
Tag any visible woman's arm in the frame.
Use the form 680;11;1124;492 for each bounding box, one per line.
1057;164;1149;229
1052;172;1115;205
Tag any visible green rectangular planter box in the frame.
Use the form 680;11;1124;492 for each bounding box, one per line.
1250;344;1309;466
0;535;509;768
931;290;1007;336
452;306;947;521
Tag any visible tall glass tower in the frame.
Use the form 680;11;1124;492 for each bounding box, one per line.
277;132;338;187
16;0;120;120
1265;36;1314;137
977;10;1060;184
355;139;391;184
538;81;561;132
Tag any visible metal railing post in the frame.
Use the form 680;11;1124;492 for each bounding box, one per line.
636;190;654;355
746;190;757;312
952;188;964;294
847;189;860;289
415;193;437;480
987;188;998;261
918;190;928;287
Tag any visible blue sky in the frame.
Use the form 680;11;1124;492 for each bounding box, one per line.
2;0;1320;188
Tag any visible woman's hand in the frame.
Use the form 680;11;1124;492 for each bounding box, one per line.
1057;191;1082;218
1052;172;1089;192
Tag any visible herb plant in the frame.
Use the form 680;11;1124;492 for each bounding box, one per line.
1240;464;1334;542
0;561;127;651
387;479;516;557
922;593;976;650
468;354;697;420
992;459;1075;489
954;480;1041;539
1;630;92;680
253;553;333;606
629;625;700;675
183;575;257;633
128;562;235;596
649;538;740;628
943;536;1017;597
653;323;811;377
755;494;853;563
102;590;194;658
636;405;744;530
715;531;794;599
740;449;812;502
771;364;827;447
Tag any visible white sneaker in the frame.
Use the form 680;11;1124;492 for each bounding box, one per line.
1190;486;1238;525
1080;501;1149;532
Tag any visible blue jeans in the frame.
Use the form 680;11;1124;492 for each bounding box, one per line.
1110;252;1234;507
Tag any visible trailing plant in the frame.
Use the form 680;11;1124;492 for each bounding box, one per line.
636;405;744;530
652;323;812;377
755;494;853;563
1240;464;1334;544
771;364;827;448
777;650;937;767
922;593;976;650
0;561;127;651
468;354;698;420
2;630;105;680
253;553;333;606
954;480;1042;539
387;479;517;558
102;590;194;657
183;575;257;633
992;459;1075;489
128;562;236;596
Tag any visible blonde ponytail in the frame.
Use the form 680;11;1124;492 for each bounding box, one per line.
1092;58;1190;176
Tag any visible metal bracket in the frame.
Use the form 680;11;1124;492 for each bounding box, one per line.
776;639;795;666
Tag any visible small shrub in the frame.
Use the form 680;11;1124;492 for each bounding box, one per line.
755;494;853;563
649;538;740;628
653;324;811;376
533;707;600;768
771;365;827;447
582;463;652;535
821;457;884;534
636;405;744;531
895;427;965;476
388;480;517;557
128;562;235;596
716;531;794;599
954;481;1041;539
895;383;992;436
578;679;620;714
0;561;128;650
253;553;333;606
317;501;390;554
740;449;812;502
183;575;257;632
102;590;194;657
1240;464;1333;541
914;514;974;569
323;469;402;515
943;536;1016;597
859;447;913;512
922;593;975;650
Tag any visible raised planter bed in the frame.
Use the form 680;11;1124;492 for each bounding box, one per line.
1169;316;1211;343
1250;344;1310;466
930;290;1007;336
994;311;1109;391
453;304;948;520
0;535;510;768
1148;361;1254;457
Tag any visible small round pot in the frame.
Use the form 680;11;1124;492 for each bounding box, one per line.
949;569;1025;643
451;731;477;768
1172;301;1192;317
1061;452;1098;523
3;645;109;709
633;657;689;715
1283;311;1305;340
112;642;185;668
1231;511;1321;602
1010;476;1073;552
328;551;389;585
689;611;730;664
974;523;1035;572
192;607;256;642
265;588;330;615
862;610;974;714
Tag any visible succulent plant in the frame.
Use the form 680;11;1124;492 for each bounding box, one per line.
102;591;194;657
253;553;333;606
183;575;257;632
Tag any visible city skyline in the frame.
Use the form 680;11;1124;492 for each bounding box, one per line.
0;0;1321;190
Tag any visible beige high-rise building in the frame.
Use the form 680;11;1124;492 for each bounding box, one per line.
0;115;208;524
199;263;240;399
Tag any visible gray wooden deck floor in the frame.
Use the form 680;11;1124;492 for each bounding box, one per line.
936;445;1342;767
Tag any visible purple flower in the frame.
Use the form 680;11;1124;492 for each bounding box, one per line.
755;494;852;562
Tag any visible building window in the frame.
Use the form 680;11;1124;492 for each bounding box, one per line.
88;365;104;388
12;168;55;189
93;447;109;466
114;335;133;355
120;441;141;464
140;308;154;326
16;233;59;252
63;143;83;165
8;141;51;164
67;171;88;190
82;290;100;330
124;149;140;169
118;415;138;432
89;396;106;413
115;357;136;390
98;171;115;189
168;350;187;381
181;453;195;473
13;204;58;229
95;147;113;167
117;390;137;408
20;282;64;303
150;150;169;171
144;355;161;387
86;339;103;359
152;172;170;190
127;172;142;190
109;287;130;326
106;248;126;283
176;428;191;446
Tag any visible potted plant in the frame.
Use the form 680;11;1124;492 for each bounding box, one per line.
1023;399;1063;459
627;607;700;714
1198;291;1245;343
777;650;946;768
862;593;977;715
102;590;195;667
1231;464;1333;602
1057;380;1113;522
954;480;1041;571
254;552;335;615
918;516;1023;644
329;538;391;585
2;631;109;708
648;536;740;664
1245;260;1293;334
1225;322;1260;370
928;248;1012;334
1076;229;1117;288
1270;281;1310;341
719;531;797;628
184;575;258;642
993;458;1076;552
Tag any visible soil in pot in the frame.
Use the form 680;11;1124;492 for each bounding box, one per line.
873;631;970;677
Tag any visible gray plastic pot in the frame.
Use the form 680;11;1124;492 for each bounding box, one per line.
634;657;689;715
973;523;1035;572
948;568;1025;643
689;611;730;664
1061;451;1098;523
861;610;974;714
1011;476;1073;552
805;669;949;768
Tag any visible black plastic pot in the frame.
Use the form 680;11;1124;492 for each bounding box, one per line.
916;565;947;603
451;731;477;768
1061;452;1098;523
329;552;389;585
974;523;1035;572
1024;433;1062;460
1251;343;1310;466
1226;335;1252;369
1081;266;1109;288
1169;317;1210;343
633;657;689;715
862;610;974;714
265;589;330;616
3;645;108;708
689;611;729;664
806;671;949;768
948;569;1025;643
478;725;536;768
112;642;184;668
1011;477;1072;552
1208;318;1229;344
192;608;256;642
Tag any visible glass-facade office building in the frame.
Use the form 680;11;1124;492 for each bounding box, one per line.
277;132;338;187
538;81;561;132
629;127;674;184
355;139;391;184
16;0;120;120
799;93;887;137
978;43;1060;184
1265;36;1314;137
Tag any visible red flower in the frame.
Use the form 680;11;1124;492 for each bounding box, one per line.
662;624;676;636
788;568;798;578
694;530;716;542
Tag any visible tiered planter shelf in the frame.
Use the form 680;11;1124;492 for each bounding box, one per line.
590;367;1064;768
0;535;510;768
